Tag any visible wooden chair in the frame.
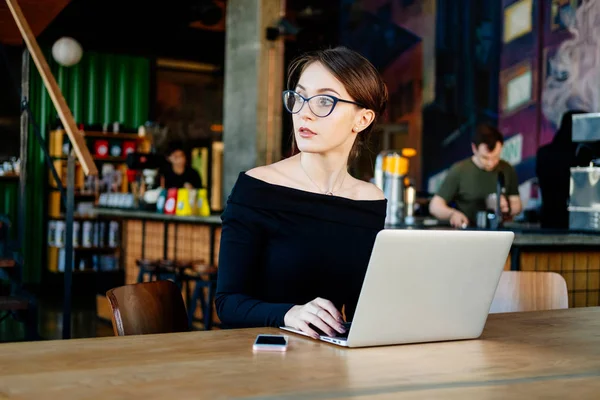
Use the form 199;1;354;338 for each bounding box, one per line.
106;280;189;336
489;271;569;313
0;215;38;341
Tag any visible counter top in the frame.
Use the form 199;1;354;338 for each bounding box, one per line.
92;208;599;246
92;208;222;224
510;231;599;246
388;219;599;246
0;174;19;181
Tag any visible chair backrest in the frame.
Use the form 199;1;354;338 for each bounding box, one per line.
489;271;569;313
106;280;189;336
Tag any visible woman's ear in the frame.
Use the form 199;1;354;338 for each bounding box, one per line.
354;109;375;133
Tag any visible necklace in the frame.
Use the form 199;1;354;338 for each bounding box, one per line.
300;160;346;196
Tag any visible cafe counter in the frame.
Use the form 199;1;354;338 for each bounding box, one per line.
92;208;222;326
94;208;600;317
93;208;221;285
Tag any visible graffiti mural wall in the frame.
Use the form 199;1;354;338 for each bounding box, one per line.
498;0;600;211
541;0;600;141
340;0;600;213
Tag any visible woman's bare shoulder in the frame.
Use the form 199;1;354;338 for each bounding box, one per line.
245;158;296;186
347;177;385;201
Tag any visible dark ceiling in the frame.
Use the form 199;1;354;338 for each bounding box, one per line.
34;0;341;67
0;0;72;46
37;0;227;66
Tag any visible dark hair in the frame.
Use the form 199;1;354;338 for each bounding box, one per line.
166;140;186;157
472;124;504;151
286;46;388;163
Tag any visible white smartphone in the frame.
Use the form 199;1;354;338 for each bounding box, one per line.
253;334;288;352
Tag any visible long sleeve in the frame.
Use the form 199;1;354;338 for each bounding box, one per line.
214;171;386;330
215;202;295;328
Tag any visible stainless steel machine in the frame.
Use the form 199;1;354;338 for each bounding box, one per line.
568;114;600;231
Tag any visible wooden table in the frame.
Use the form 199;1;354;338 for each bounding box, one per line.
1;308;599;399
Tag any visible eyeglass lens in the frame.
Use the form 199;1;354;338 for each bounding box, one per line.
283;91;336;117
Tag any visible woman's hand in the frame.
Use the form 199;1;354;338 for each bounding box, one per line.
284;297;347;339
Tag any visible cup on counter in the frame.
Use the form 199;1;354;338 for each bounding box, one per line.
54;221;66;247
485;193;498;212
176;188;193;216
197;189;211;216
108;221;119;248
476;211;492;229
82;221;93;248
164;189;178;215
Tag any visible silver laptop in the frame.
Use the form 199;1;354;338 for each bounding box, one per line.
281;229;514;348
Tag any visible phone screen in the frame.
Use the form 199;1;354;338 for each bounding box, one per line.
255;335;287;346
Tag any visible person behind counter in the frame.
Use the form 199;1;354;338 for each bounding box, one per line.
215;46;388;338
159;141;203;189
429;124;522;228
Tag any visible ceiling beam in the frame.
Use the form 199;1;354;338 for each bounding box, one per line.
6;0;97;176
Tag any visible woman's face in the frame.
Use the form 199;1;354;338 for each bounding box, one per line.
168;150;187;169
292;62;370;156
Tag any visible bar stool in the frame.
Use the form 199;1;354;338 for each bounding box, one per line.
136;259;160;283
136;259;180;282
158;259;193;296
185;261;218;330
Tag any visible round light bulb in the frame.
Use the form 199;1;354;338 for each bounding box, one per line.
52;37;83;67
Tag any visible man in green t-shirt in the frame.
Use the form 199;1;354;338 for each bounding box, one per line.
429;124;522;228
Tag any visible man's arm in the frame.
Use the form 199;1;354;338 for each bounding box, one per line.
429;195;457;220
429;166;469;227
509;195;522;216
430;195;469;227
506;165;523;216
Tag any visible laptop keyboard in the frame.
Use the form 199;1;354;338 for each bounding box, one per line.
310;322;352;339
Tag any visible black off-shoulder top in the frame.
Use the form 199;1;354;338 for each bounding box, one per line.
215;172;387;328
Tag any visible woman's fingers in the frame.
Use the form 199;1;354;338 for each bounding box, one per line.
286;298;347;340
312;297;343;322
296;320;319;339
304;311;336;337
313;307;346;334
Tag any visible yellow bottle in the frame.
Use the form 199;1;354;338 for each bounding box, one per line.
197;188;211;216
188;189;198;215
176;189;193;216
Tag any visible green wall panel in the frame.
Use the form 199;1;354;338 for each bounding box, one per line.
85;53;99;125
0;179;19;242
117;57;130;127
131;58;150;128
70;63;82;124
23;51;150;284
102;54;116;126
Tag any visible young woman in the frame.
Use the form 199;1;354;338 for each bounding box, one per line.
215;46;388;339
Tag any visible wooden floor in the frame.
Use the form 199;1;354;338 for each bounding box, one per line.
0;293;114;343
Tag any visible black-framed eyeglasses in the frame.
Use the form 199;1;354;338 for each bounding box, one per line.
282;90;365;118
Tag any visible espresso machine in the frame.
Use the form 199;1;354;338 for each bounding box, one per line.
375;150;416;226
568;113;600;231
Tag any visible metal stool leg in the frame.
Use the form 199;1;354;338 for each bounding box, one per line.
204;278;217;330
189;280;208;329
25;301;39;341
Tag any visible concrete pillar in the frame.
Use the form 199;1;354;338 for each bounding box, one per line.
222;0;285;205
